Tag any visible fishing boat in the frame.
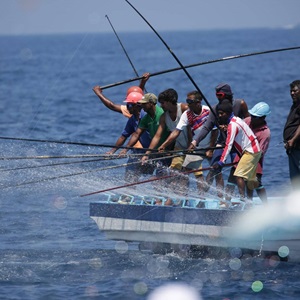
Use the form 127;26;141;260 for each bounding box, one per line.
89;192;300;261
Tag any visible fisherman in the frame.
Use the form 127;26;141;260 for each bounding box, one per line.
283;80;300;190
92;72;150;118
93;73;150;150
213;100;261;202
188;83;249;198
106;91;154;182
225;102;271;203
137;88;189;196
118;93;169;162
157;90;218;196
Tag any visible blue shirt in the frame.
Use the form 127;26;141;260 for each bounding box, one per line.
122;110;151;148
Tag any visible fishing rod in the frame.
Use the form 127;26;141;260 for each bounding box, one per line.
100;46;300;90
105;14;148;93
0;136;223;157
0;154;181;190
0;136;161;152
0;154;124;160
125;0;217;120
80;162;236;197
0;157;109;172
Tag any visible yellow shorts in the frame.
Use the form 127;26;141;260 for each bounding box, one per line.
234;151;261;181
170;153;185;170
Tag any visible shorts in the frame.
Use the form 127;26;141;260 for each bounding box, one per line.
234;151;261;181
228;167;264;189
170;154;185;170
182;154;204;176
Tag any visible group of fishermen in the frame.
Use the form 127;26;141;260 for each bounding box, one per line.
93;76;300;205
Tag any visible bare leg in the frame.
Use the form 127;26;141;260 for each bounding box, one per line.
246;186;253;200
225;183;235;201
215;173;224;198
205;170;224;198
256;187;268;203
235;176;246;200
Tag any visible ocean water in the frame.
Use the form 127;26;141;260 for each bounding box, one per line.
0;28;300;299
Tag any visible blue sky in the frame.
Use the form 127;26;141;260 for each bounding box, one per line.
1;0;300;35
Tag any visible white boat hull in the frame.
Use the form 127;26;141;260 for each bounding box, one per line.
90;196;300;261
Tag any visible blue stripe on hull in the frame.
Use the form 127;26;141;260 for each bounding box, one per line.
89;203;241;226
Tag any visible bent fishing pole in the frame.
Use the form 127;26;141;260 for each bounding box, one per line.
100;46;300;90
125;0;217;122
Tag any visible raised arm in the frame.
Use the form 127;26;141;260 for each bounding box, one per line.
93;85;123;114
139;72;150;91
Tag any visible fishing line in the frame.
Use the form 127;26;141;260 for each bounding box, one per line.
105;14;148;93
20;33;90;138
0;157;115;172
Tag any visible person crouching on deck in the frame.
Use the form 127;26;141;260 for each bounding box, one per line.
213;100;261;202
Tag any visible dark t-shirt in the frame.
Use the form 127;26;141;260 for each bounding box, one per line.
283;103;300;148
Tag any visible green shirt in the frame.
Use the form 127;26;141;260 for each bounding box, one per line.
139;106;170;148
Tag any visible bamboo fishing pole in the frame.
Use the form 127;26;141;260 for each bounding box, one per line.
100;46;300;90
80;162;236;197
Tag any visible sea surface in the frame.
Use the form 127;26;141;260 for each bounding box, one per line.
0;28;300;299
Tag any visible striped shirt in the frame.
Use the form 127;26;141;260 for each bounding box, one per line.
220;116;260;164
176;105;213;150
